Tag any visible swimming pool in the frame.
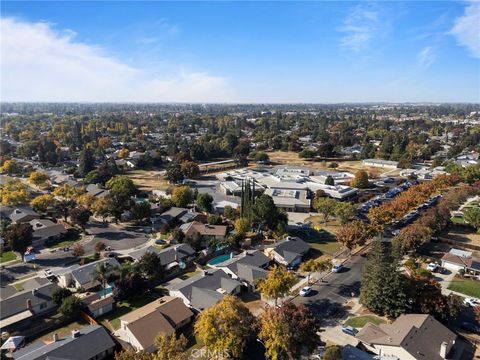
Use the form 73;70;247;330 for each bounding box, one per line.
207;253;235;266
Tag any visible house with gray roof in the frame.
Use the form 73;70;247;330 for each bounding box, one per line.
56;258;120;290
356;314;461;360
167;269;242;311
29;219;67;245
9;207;40;223
86;183;109;198
128;244;196;270
0;281;59;332
13;324;115;360
212;250;271;288
264;236;310;268
155;207;188;226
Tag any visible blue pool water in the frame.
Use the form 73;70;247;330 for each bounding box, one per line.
207;254;234;266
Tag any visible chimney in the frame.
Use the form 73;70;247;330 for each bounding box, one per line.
440;341;448;359
53;333;59;342
71;330;80;339
26;299;32;310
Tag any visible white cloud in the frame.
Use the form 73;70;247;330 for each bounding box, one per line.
417;46;435;69
338;4;381;52
449;1;480;58
0;17;233;102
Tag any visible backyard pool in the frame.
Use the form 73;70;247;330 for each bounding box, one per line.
207;253;235;266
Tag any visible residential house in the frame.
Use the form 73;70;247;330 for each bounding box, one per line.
55;258;121;290
0;281;59;332
115;297;194;353
29;219;67;245
128;244;196;270
264;236;310;268
180;221;228;247
441;249;480;275
213;200;239;215
153;207;188;227
13;324;115;360
9;207;40;223
86;183;109;198
167;269;242;311
356;314;460;360
79;291;115;318
213;250;271;289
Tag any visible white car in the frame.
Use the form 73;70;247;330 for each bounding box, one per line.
332;264;344;273
299;286;312;297
44;269;53;277
427;263;439;272
464;298;480;307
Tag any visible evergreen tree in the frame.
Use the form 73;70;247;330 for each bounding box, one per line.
78;147;95;177
360;240;407;318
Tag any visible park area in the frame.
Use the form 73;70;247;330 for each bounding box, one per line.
447;276;480;298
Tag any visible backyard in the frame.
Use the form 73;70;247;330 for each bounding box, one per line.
289;224;341;256
98;294;154;331
447;276;480;298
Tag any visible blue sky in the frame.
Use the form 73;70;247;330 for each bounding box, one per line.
1;1;479;103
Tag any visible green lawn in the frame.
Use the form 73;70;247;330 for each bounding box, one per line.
448;277;480;298
344;315;386;328
450;216;466;225
290;225;341;255
0;251;17;263
97;295;154;331
45;232;81;249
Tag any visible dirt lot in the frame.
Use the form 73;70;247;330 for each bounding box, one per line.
267;151;399;175
127;170;170;191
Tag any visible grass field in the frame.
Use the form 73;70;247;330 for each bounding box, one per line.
0;251;17;263
127;169;170;192
98;295;154;331
344;315;386;328
289;224;341;256
448;276;480;298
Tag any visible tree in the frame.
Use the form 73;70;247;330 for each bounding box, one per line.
324;175;335;186
92;261;116;293
300;258;332;284
392;223;432;252
207;214;222;225
258;302;321;360
359;241;407;318
0;159;20;174
166;162;183;183
4;223;33;254
92;197;110;220
253;194;286;231
132;202;151;223
30;194;55;214
180;161;200;179
78;148;95;177
54;199;76;221
118;148;130;159
59;295;82;317
314;197;337;223
196;192;213;212
107;175;138;197
234;217;250;236
224;205;237;220
195;295;255;358
29;171;49;186
137;252;163;282
334;202;357;224
52;288;72;305
95;241;106;252
76;193;96;209
72;243;85;257
171;186;193;208
1;180;30;206
323;346;342;360
154;333;188;360
351;170;369;189
464;207;480;232
336;220;369;252
257;265;296;305
253;151;269;162
69;206;91;230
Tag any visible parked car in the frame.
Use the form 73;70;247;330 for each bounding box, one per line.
332;264;344;273
299;286;312;297
427;263;439;272
463;298;480;307
44;269;53;277
461;322;480;334
341;325;358;337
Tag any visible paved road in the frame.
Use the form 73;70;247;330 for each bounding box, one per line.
294;251;368;323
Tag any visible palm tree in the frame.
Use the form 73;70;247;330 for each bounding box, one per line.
92;262;115;297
